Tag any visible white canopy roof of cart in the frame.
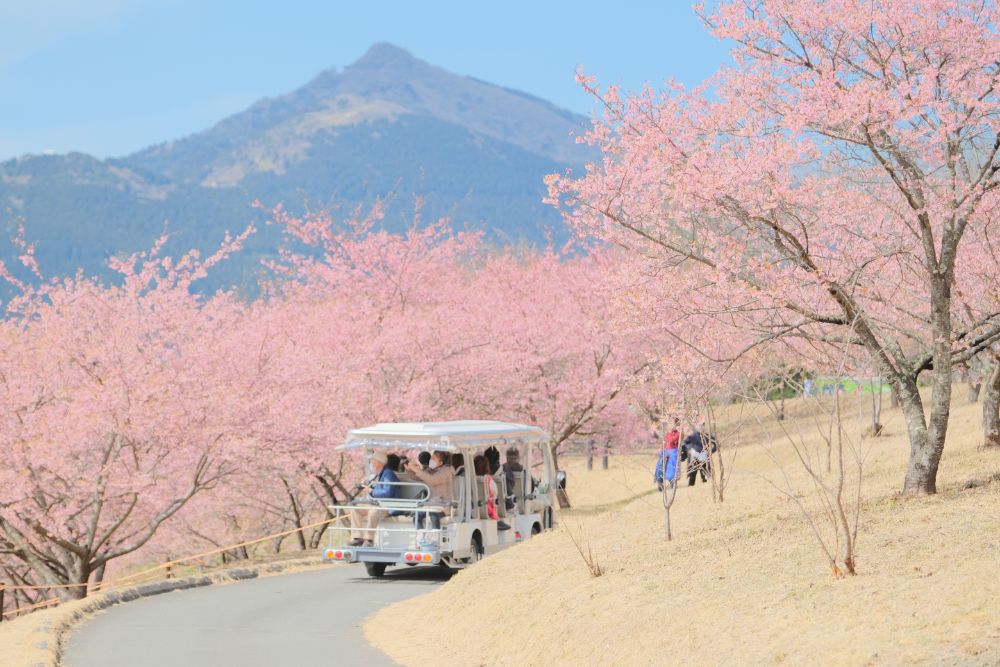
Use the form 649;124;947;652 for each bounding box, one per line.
338;420;549;452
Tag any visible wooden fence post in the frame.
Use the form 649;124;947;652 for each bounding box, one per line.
586;439;594;470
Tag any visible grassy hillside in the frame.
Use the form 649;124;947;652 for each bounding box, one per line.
367;394;1000;666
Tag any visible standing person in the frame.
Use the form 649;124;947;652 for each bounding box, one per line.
664;417;681;451
681;430;710;486
348;451;399;547
405;451;455;529
654;417;681;491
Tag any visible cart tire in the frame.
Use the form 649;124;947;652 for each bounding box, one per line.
365;562;387;578
531;522;542;536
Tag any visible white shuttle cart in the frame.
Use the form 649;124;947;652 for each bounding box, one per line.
322;420;558;577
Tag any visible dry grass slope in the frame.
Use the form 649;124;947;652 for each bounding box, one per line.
367;395;1000;666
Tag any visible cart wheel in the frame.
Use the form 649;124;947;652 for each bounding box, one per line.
531;522;542;536
365;562;387;578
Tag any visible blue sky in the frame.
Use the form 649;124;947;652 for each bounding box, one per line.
0;1;729;161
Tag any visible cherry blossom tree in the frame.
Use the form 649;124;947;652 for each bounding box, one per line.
263;204;653;472
446;248;652;468
0;199;666;602
548;0;1000;495
0;229;258;599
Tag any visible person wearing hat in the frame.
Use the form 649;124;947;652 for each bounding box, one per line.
348;451;399;546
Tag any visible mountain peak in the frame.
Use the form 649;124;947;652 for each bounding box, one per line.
123;43;595;184
352;42;421;69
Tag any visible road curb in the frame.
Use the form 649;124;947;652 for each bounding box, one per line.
52;566;269;665
0;556;327;667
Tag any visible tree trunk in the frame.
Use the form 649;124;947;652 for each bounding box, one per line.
92;562;107;590
895;376;937;495
61;559;91;601
967;381;982;403
870;378;883;437
777;377;786;421
966;354;985;402
982;357;1000;448
901;284;953;495
282;478;307;551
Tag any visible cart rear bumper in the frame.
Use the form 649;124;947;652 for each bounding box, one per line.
322;546;441;565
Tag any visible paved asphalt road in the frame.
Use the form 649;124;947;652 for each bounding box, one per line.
63;565;449;667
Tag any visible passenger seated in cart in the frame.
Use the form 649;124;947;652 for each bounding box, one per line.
502;447;523;511
475;455;511;531
348;451;399;547
405;450;455;529
484;445;501;474
474;455;499;520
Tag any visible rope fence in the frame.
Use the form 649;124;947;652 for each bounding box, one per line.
0;515;349;621
0;593;59;621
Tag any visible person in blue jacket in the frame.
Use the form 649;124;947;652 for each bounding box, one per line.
348;451;399;546
654;443;678;491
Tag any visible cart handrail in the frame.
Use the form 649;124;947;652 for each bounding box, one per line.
328;501;454;513
324;523;446;535
348;480;433;509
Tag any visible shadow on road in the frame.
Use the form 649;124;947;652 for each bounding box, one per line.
346;565;454;586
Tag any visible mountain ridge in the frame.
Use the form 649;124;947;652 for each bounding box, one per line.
0;43;591;290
